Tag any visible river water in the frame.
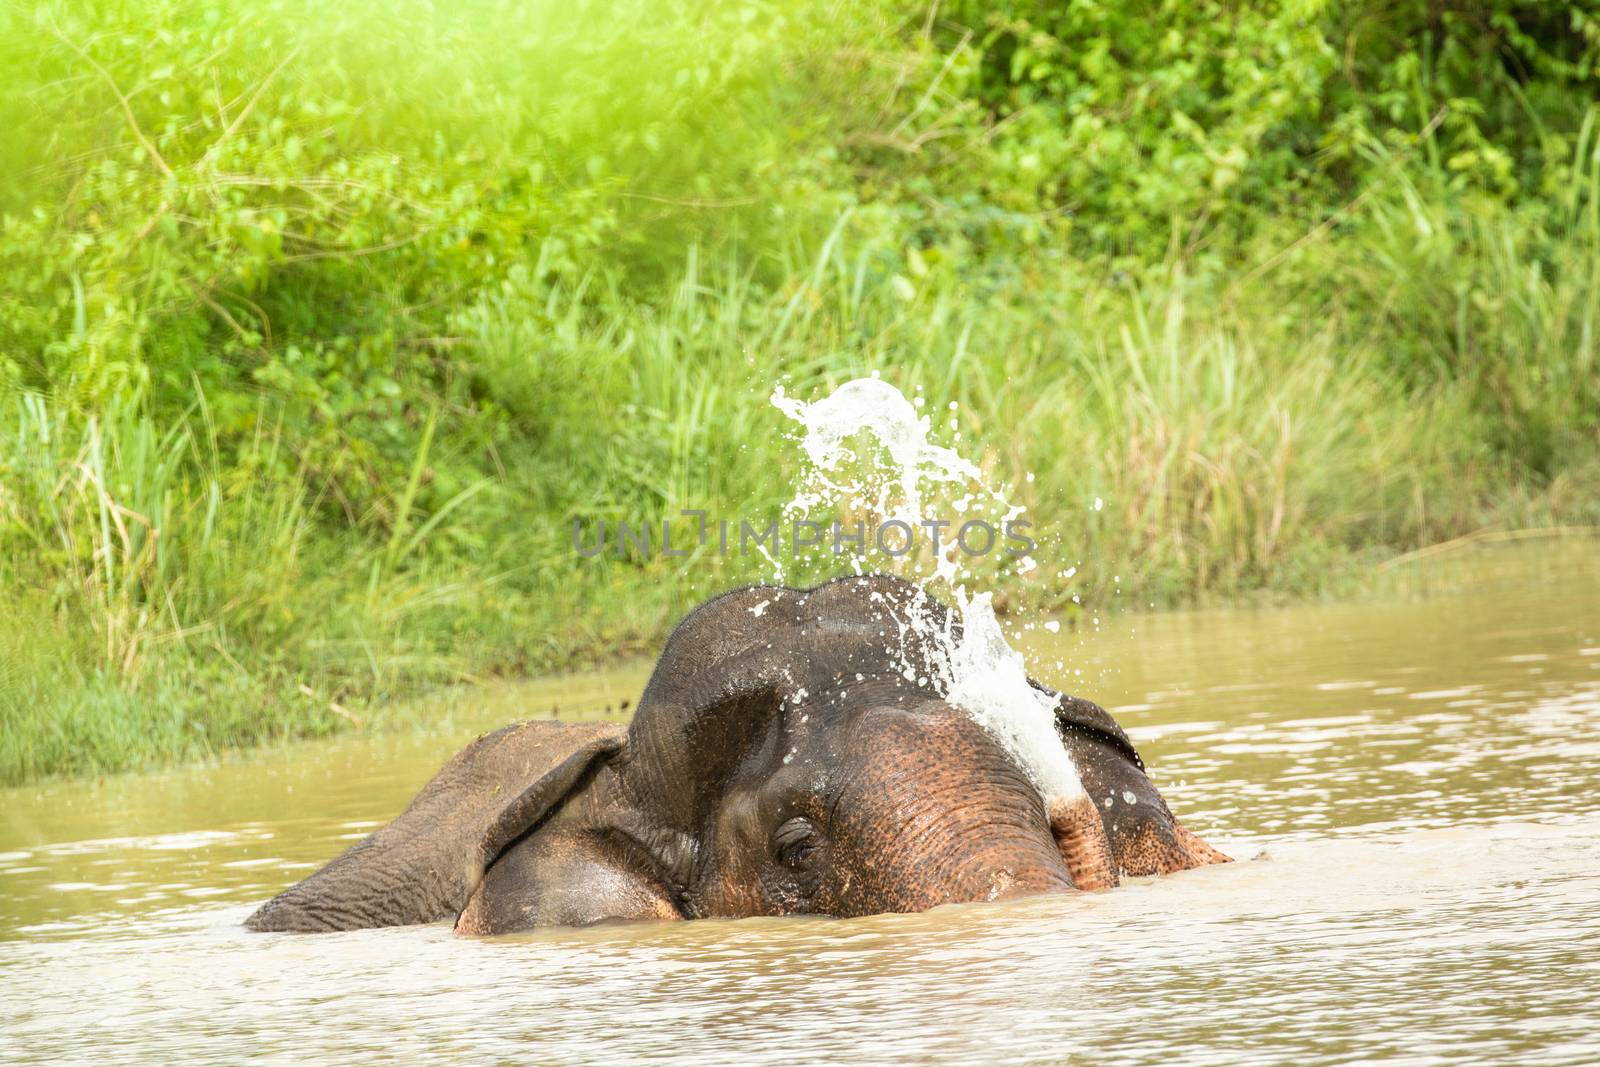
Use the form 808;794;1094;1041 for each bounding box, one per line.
3;544;1597;1064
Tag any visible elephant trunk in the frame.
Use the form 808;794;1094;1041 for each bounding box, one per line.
1049;793;1118;891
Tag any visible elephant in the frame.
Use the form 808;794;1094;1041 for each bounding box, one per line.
245;574;1228;934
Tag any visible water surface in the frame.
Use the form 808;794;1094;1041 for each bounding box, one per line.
3;543;1597;1064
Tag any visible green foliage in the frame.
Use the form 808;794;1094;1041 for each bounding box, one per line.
1;0;1597;783
925;0;1337;250
0;0;853;515
911;0;1600;252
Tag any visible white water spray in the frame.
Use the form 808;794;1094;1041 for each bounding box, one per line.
771;377;1085;804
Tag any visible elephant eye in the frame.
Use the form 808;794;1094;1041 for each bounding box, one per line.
772;816;821;870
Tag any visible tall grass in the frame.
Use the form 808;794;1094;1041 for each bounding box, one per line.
458;202;1596;612
0;388;504;781
5;203;1597;783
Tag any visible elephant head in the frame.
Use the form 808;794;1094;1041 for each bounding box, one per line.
246;575;1227;935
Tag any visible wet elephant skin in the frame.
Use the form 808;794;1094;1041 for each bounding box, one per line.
246;575;1228;935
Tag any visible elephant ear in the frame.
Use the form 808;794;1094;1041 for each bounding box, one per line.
1040;686;1145;771
245;721;624;932
1046;691;1232;874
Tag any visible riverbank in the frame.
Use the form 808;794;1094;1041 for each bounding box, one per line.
5;530;1596;789
3;0;1598;783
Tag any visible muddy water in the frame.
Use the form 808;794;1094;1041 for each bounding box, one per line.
2;544;1597;1064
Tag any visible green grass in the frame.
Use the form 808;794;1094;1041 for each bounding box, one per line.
2;0;1598;784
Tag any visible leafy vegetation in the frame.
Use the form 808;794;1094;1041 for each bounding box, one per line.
3;0;1597;783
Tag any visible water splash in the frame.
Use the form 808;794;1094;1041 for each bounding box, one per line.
771;378;983;538
771;377;1083;803
946;592;1083;803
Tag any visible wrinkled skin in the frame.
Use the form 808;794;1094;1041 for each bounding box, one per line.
246;575;1228;935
